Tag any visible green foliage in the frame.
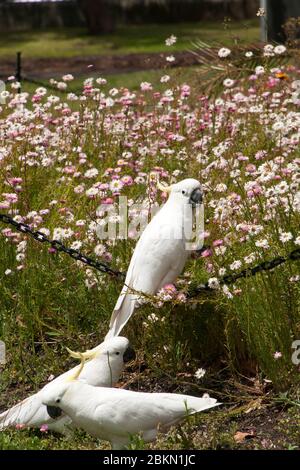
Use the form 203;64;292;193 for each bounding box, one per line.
0;21;259;59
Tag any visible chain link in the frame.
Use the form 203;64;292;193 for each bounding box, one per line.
188;249;300;297
0;213;125;279
1;213;299;298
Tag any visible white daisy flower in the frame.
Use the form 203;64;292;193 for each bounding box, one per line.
274;45;286;55
218;47;231;58
194;368;206;380
165;35;177;46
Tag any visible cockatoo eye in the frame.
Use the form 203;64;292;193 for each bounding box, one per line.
115;352;120;355
181;190;186;195
55;398;61;404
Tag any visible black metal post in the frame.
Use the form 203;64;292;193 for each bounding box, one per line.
16;51;22;93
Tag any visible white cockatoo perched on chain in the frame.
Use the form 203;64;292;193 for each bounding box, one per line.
41;352;219;450
105;178;203;339
0;337;135;434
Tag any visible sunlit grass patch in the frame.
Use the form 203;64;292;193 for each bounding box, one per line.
0;21;260;59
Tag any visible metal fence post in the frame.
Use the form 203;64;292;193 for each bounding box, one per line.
260;0;268;42
16;51;22;93
0;340;5;365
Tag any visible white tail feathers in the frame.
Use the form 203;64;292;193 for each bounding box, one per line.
0;395;37;430
158;394;220;430
0;408;16;430
105;292;137;340
184;396;220;413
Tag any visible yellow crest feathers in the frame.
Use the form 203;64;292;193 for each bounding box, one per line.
157;181;172;193
65;348;93;382
66;346;98;361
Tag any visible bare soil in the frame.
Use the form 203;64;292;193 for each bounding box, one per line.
0;51;199;80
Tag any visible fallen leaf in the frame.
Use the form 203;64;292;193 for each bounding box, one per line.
234;430;256;443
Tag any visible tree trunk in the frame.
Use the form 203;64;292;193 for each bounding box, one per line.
78;0;116;35
243;0;259;18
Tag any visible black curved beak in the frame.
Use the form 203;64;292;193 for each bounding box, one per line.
46;405;63;419
190;188;203;206
123;345;136;363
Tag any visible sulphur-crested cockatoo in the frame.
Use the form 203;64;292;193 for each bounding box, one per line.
0;337;134;434
41;355;219;450
105;178;203;339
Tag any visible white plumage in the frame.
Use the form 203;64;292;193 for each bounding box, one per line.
41;379;219;449
0;337;134;434
106;178;203;339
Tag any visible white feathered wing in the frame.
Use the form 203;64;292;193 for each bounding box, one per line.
106;202;188;339
42;381;220;449
0;393;71;433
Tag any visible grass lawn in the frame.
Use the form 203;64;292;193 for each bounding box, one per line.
22;66;202;94
0;20;260;59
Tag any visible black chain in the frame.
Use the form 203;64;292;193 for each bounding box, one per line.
22;76;83;96
0;213;125;279
1;213;299;297
188;247;300;297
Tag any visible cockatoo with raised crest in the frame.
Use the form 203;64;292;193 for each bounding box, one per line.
105;178;203;339
0;337;135;434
